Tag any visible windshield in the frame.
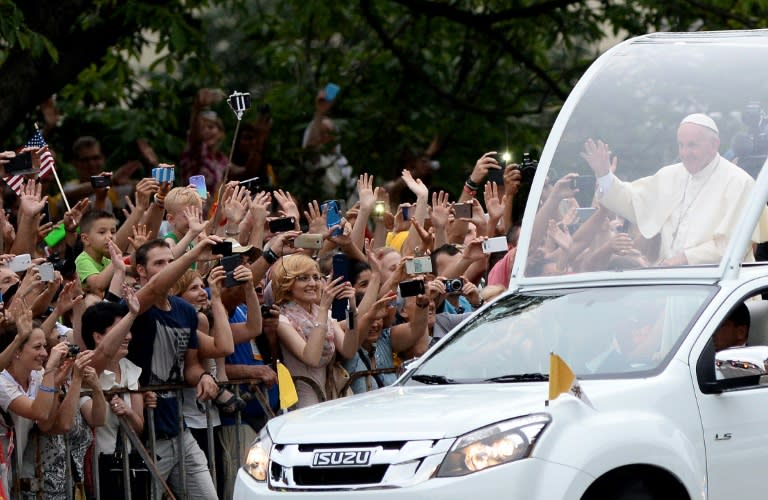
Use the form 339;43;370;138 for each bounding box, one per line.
409;285;715;382
524;32;768;277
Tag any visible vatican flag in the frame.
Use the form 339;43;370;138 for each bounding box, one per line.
277;361;299;410
548;353;593;408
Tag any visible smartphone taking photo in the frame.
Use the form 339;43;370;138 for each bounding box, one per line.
221;254;244;288
324;83;340;102
269;217;296;233
189;175;207;199
5;152;35;175
482;236;508;254
293;234;323;250
405;256;432;274
90;175;111;189
453;202;472;219
399;279;425;298
322;200;343;237
331;253;350;321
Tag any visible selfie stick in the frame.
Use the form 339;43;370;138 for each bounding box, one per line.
210;90;247;221
35;123;71;212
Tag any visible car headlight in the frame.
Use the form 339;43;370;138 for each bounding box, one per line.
436;414;551;477
243;428;273;482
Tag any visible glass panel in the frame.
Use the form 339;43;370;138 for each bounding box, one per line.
409;285;714;381
525;34;768;277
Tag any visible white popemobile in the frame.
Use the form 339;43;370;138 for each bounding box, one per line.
235;30;768;499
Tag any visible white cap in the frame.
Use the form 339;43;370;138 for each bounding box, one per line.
680;113;719;135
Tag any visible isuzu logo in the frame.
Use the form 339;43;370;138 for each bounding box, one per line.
312;449;372;467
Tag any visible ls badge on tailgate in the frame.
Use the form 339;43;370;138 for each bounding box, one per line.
312;449;373;467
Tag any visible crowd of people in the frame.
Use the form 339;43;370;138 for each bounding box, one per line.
0;88;525;500
1;81;758;500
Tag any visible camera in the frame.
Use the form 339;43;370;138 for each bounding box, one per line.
67;343;80;358
443;278;464;295
47;253;76;279
517;152;538;184
261;304;272;318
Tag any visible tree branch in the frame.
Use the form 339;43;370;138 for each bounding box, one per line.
360;0;559;117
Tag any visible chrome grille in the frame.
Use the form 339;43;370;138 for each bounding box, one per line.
268;439;455;491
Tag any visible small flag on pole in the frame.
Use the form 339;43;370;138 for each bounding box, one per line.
24;130;55;180
277;361;298;410
1;175;23;196
2;129;56;196
548;353;593;408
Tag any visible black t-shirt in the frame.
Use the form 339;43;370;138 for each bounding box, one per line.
128;295;199;436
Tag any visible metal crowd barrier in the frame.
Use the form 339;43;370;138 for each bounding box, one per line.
7;368;399;500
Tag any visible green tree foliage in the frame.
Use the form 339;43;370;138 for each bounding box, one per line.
0;0;765;201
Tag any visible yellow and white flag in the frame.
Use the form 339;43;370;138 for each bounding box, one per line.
277;361;299;410
548;353;593;408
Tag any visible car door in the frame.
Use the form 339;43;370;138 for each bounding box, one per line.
691;282;768;498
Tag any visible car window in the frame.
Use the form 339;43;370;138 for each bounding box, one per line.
523;34;768;278
409;285;715;383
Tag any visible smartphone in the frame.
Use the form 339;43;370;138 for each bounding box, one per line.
401;204;411;221
5;152;35;175
212;241;233;257
90;175;111;189
398;279;426;298
44;224;66;248
405;256;432;274
228;91;252;115
152;166;175;184
571;174;597;207
269;217;296;233
453;202;472;219
332;253;350;282
188;174;207;199
238;176;260;195
575;207;597;223
487;155;507;185
373;201;386;218
322;200;343;237
40;202;51;225
331;253;349;321
482;236;508;254
293;233;323;250
324;83;340;102
8;254;32;273
221;254;244;288
38;262;54;282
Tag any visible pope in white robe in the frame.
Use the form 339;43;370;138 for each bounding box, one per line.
582;113;768;266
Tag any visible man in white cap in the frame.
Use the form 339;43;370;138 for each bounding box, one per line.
581;113;764;265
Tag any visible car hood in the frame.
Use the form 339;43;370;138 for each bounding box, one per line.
267;384;551;444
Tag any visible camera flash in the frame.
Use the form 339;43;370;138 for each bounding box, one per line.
502;152;512;163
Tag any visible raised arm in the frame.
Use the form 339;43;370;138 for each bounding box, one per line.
92;285;139;372
135;234;221;314
230;265;262;344
197;266;235;357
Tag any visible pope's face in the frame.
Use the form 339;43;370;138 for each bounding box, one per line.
677;123;719;174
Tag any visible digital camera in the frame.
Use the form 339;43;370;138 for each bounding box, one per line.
443;278;463;295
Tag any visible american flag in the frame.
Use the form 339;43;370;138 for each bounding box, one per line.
2;130;55;196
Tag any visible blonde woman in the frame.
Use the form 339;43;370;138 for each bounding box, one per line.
272;254;356;408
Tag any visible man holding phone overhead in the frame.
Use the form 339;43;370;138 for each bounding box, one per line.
582;113;768;266
302;83;355;202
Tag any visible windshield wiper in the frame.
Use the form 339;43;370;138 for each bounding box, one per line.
484;373;549;383
411;374;458;385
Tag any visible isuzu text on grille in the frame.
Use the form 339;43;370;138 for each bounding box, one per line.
312;450;372;467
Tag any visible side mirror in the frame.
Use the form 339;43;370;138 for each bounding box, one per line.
715;345;768;379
